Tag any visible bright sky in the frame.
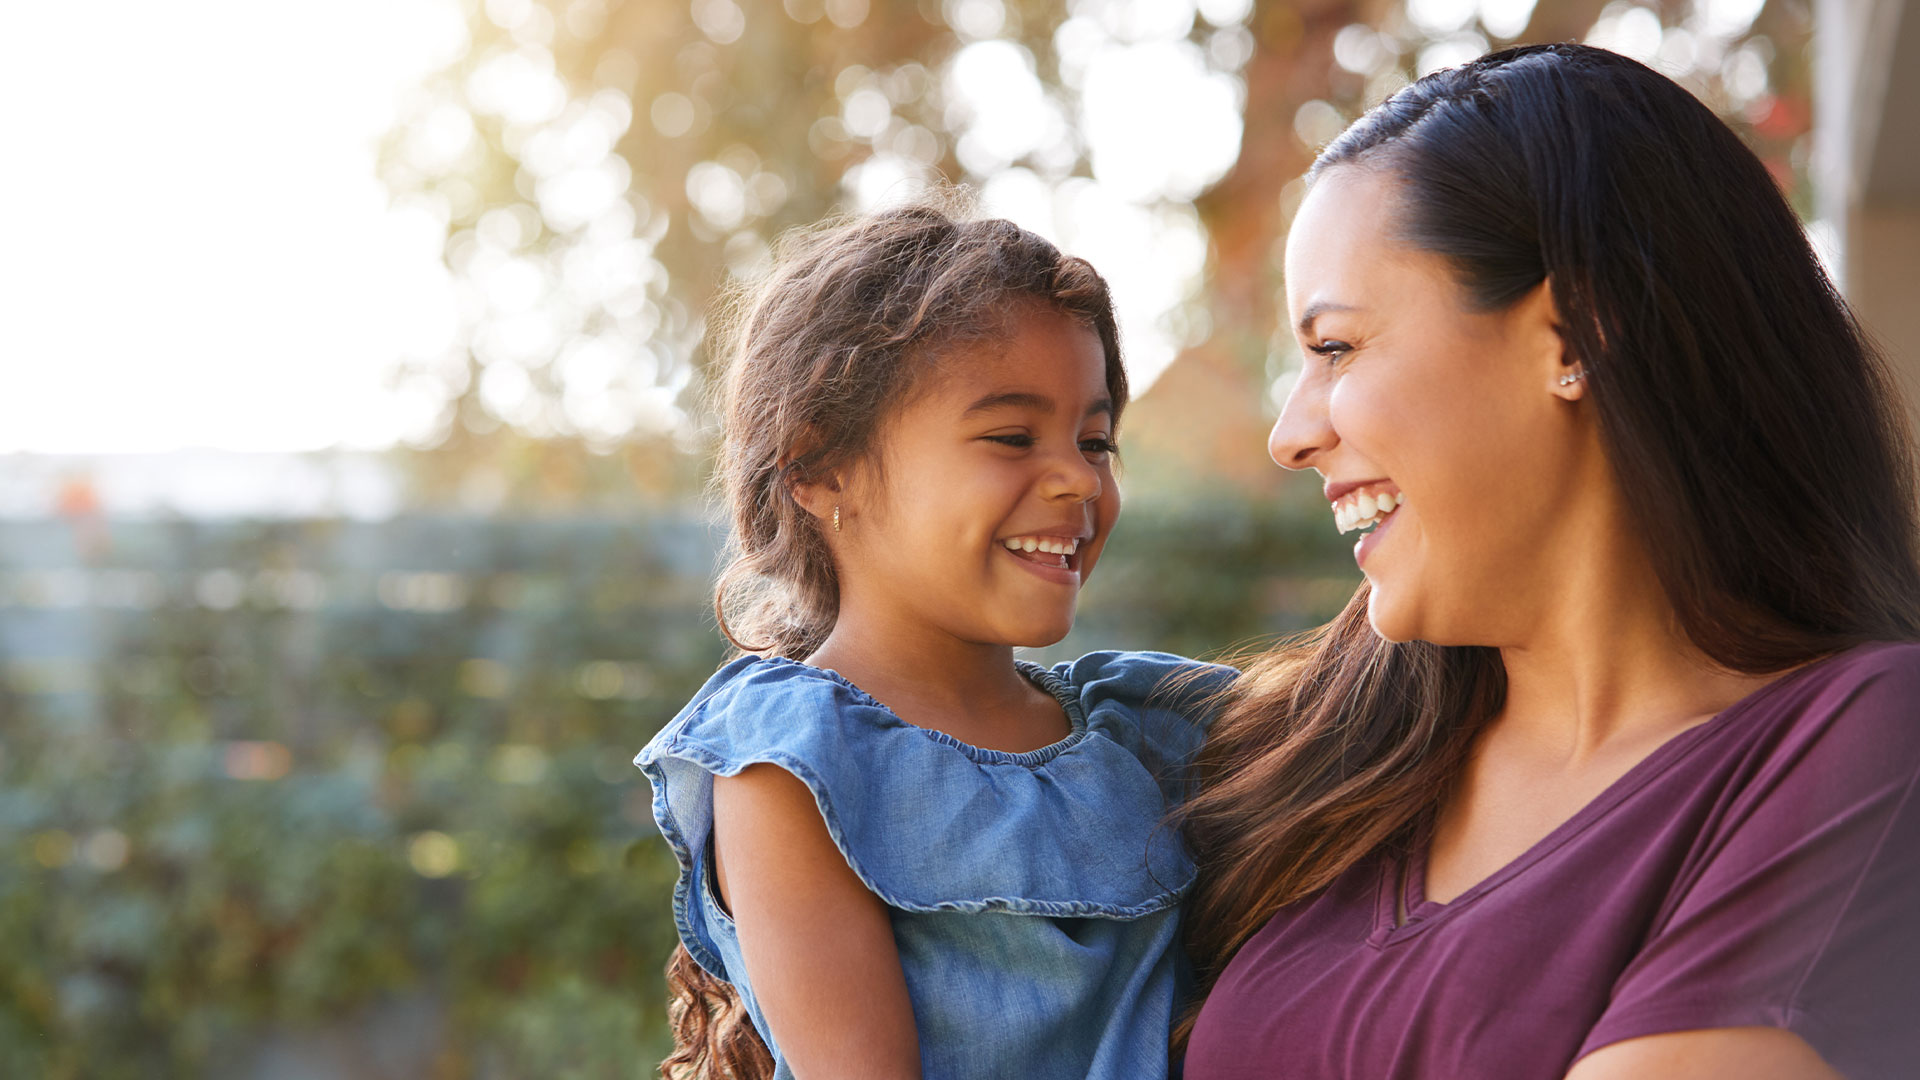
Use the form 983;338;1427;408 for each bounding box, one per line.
0;0;466;453
0;0;1253;454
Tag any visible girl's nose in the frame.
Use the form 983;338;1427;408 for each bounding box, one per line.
1042;447;1103;502
1268;369;1335;471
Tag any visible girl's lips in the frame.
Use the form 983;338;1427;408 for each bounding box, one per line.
1001;543;1081;586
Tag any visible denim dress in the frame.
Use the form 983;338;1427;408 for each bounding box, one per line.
636;650;1235;1080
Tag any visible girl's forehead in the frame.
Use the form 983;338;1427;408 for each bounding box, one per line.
918;320;1111;409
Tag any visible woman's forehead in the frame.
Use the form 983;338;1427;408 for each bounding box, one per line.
1285;171;1457;324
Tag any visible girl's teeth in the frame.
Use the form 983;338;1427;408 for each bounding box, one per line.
1357;493;1377;518
1003;537;1080;554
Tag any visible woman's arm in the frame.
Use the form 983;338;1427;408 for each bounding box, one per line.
1567;1027;1843;1080
712;762;922;1080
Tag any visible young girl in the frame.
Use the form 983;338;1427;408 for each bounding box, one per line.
635;204;1234;1079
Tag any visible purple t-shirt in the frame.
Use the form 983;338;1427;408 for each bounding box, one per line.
1185;642;1920;1080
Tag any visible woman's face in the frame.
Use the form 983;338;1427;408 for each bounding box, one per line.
1271;165;1589;645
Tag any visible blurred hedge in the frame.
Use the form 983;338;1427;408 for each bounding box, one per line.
0;498;1354;1077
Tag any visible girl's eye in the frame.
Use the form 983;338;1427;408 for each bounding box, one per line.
1080;436;1119;457
1307;340;1353;362
985;434;1035;448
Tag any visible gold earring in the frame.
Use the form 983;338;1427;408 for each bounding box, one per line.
832;505;841;532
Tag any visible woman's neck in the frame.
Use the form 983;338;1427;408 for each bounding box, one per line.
1494;543;1778;763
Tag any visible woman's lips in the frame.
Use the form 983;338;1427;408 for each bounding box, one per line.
1355;503;1401;568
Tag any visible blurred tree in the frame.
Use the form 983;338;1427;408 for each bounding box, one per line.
379;0;1811;510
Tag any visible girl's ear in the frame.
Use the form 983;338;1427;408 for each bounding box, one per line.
789;477;836;523
785;460;843;527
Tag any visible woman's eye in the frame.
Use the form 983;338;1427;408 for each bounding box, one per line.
1307;340;1352;362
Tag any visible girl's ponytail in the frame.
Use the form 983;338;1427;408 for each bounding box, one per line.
661;944;774;1080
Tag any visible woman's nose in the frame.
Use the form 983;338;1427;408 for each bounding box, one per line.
1268;369;1334;471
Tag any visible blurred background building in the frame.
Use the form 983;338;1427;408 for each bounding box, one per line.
0;0;1905;1075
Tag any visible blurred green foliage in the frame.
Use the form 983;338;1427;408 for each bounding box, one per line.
0;516;718;1077
0;500;1355;1076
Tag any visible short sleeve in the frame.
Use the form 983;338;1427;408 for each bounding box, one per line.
1578;647;1920;1077
636;656;1198;978
1053;650;1239;804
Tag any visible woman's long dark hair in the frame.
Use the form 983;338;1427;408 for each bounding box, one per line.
1177;43;1920;1040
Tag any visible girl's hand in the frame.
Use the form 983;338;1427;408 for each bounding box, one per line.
1566;1027;1843;1080
713;763;923;1080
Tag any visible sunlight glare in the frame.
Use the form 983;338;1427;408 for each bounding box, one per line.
0;0;468;453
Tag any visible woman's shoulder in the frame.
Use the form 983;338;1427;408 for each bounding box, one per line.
1797;638;1920;690
1714;639;1920;805
1753;640;1920;735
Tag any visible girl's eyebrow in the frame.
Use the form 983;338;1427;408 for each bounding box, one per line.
962;392;1114;420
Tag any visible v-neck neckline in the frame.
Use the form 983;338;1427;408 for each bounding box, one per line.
1368;646;1856;946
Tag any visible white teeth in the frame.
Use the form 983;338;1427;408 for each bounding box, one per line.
1004;536;1080;554
1331;489;1403;535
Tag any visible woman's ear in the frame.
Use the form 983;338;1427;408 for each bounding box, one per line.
1518;277;1586;401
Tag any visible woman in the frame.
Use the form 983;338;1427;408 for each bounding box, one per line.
1179;44;1920;1079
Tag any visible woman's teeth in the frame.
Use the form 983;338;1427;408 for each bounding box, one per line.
1333;490;1403;534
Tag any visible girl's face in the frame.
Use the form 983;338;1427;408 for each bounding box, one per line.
830;304;1121;649
1270;166;1588;645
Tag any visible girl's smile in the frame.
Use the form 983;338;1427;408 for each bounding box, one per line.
999;530;1093;584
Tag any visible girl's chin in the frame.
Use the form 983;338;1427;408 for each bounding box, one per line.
996;610;1076;649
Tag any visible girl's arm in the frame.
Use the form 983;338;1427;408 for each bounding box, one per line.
712;762;922;1080
1566;1028;1842;1080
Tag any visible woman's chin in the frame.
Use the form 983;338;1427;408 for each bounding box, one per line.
1364;588;1420;643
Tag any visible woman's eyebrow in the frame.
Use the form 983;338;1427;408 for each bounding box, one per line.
1298;301;1360;336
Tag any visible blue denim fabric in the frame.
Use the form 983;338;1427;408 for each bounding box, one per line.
636;651;1236;1080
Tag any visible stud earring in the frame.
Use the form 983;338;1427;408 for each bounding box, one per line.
832;505;841;532
1558;368;1587;387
